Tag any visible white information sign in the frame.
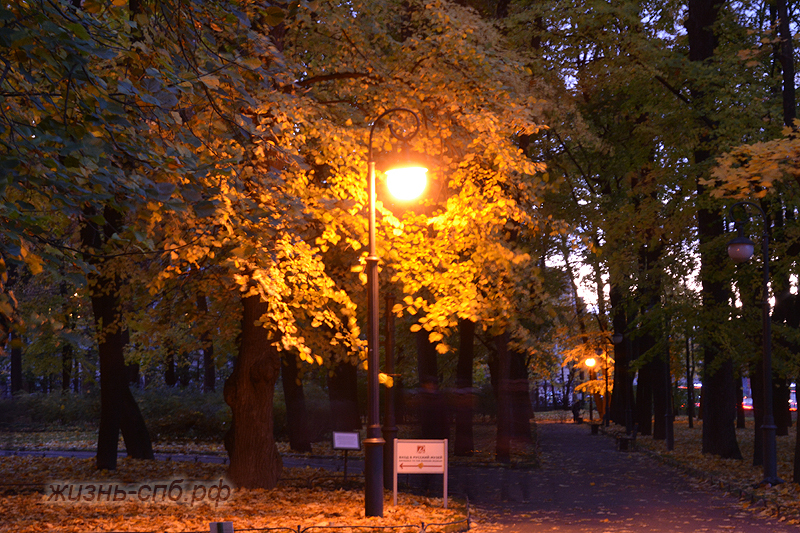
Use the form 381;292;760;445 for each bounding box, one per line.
331;431;360;450
393;439;448;508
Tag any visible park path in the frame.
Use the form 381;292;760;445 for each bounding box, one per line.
456;421;798;533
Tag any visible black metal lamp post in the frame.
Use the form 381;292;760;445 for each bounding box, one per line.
727;201;782;486
364;108;427;517
585;357;596;422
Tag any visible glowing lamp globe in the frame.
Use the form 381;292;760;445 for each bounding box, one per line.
385;166;428;201
727;235;755;263
585;358;597;368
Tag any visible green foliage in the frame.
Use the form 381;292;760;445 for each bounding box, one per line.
0;389;231;441
135;388;231;441
0;392;99;430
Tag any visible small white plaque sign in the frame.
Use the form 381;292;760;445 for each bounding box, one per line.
332;431;361;450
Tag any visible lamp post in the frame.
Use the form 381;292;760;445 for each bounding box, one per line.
364;108;427;517
727;201;782;486
596;348;610;427
585;357;596;422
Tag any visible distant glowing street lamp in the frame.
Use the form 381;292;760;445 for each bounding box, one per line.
585;357;596;423
364;108;427;517
727;201;782;486
595;348;610;427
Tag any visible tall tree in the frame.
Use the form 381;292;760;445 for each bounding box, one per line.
688;0;742;459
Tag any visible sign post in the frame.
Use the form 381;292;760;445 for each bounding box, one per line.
393;439;448;508
332;431;361;482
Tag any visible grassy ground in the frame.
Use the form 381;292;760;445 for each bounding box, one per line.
0;420;538;467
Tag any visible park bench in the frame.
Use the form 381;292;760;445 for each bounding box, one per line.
616;424;638;451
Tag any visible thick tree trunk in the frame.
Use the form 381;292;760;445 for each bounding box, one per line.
327;360;360;431
689;0;742;460
454;319;475;456
609;283;630;426
635;363;653;436
281;352;312;452
510;347;533;442
224;294;282;489
82;206;153;469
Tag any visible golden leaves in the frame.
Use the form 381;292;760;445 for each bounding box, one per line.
709;125;800;198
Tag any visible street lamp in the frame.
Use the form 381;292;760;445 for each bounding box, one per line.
585;357;596;422
596;348;610;427
727;201;782;486
364;108;427;517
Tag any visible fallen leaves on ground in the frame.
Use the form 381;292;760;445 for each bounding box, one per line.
0;456;467;533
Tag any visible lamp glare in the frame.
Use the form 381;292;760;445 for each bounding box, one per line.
386;166;428;201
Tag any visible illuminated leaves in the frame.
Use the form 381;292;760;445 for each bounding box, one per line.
708;126;800;198
0;457;465;533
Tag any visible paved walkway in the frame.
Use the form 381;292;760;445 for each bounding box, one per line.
456;421;798;532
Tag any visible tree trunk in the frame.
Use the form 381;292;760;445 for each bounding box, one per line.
651;354;667;441
10;332;22;394
609;283;630;426
494;332;512;462
82;206;153;469
327;360;360;431
224;294;282;489
62;343;73;392
281;352;312;452
164;347;177;387
689;0;742;460
177;351;191;388
416;328;447;439
454;319;475;456
196;294;216;392
7;263;23;395
510;347;533;442
635;363;653;436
